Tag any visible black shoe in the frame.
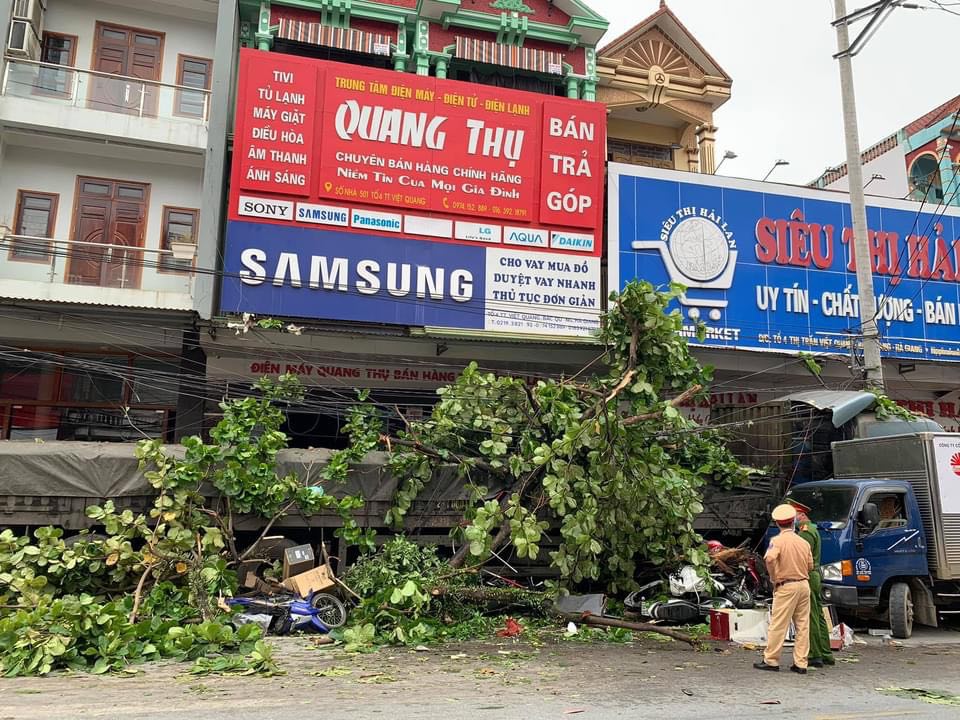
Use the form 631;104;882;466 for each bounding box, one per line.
790;665;808;675
754;661;780;672
808;658;824;668
822;656;836;666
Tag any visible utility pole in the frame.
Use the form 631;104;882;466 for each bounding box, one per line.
833;0;886;390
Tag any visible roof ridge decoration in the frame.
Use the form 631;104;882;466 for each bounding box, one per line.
491;0;534;13
599;1;730;82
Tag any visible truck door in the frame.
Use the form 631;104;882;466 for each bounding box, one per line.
855;489;927;582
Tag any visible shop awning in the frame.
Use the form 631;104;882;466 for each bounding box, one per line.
454;36;564;75
277;18;393;57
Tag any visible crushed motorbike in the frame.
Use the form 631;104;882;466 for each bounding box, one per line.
625;542;770;624
228;591;348;635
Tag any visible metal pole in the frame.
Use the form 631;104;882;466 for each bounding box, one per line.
834;0;884;389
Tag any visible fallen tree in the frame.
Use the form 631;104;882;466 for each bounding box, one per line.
337;280;750;593
0;281;746;674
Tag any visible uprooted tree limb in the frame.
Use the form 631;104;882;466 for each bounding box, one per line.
557;612;701;648
338;280;752;593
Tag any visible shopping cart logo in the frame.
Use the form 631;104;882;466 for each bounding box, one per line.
632;207;737;322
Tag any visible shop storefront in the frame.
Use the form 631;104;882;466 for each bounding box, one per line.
0;350;180;441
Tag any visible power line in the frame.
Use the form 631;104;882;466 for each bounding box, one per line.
869;108;960;323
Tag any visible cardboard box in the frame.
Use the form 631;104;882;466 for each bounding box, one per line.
282;565;335;597
282;544;315;579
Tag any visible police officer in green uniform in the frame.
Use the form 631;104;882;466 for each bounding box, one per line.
789;499;835;668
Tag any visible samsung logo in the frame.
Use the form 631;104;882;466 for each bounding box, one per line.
296;203;350;227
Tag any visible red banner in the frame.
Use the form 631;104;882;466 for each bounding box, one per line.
231;48;605;244
238;55;318;196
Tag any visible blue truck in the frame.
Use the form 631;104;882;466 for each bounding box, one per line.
783;432;960;638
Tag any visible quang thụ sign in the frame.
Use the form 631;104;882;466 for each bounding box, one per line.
221;49;606;338
609;164;960;361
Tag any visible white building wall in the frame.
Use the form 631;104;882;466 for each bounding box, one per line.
0;144;201;308
823;144;910;200
44;0;216;84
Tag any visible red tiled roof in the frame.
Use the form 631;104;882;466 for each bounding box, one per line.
904;94;960;136
815;133;900;186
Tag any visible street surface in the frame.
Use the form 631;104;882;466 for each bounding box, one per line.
3;628;960;719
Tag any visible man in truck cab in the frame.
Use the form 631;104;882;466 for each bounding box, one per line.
789;499;835;668
755;504;814;674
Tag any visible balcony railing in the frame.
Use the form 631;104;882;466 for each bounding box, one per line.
1;234;194;295
1;57;210;123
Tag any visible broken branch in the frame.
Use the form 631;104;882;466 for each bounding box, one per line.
559;612;700;647
622;385;702;426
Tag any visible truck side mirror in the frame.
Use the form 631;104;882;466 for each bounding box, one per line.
858;502;880;532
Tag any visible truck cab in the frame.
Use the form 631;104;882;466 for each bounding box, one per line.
784;479;933;638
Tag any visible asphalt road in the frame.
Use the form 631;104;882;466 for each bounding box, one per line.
3;628;960;720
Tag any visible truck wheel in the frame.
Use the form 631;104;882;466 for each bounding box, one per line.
889;582;914;639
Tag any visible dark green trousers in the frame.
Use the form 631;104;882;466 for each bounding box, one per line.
808;570;834;663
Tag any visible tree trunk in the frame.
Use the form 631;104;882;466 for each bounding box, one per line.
557;612;701;647
430;586;551;613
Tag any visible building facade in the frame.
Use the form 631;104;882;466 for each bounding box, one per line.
197;0;733;448
0;0;235;441
0;0;734;447
812;95;960;207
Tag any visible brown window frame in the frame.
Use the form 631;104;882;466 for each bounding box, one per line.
158;206;198;274
174;54;212;119
88;21;166;118
35;32;78;98
8;190;59;263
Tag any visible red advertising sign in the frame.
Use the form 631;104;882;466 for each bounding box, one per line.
238;56;318;196
225;49;606;339
231;48;605;241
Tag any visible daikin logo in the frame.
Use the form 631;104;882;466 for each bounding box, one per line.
632;206;738;321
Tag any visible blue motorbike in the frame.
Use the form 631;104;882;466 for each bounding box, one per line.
228;592;348;634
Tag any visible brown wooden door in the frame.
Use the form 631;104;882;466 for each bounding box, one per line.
67;178;148;288
91;23;163;116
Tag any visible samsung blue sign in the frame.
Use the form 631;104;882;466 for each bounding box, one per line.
221;220;603;337
222;221;487;329
609;165;960;362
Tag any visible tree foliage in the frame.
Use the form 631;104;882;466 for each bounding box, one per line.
0;375;358;676
342;281;750;592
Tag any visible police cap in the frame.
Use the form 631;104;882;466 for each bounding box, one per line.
787;499;811;514
772;504;797;523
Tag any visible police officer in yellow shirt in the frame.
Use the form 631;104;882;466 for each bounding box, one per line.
754;504;814;674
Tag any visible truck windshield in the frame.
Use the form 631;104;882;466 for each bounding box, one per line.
785;486;856;528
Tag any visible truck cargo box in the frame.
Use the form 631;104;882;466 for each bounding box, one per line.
833;433;960;581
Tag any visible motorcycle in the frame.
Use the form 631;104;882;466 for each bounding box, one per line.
625;542;770;623
228;591;348;635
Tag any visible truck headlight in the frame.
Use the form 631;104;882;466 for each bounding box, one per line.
821;562;843;581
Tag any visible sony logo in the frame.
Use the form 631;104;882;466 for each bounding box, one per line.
238;195;294;221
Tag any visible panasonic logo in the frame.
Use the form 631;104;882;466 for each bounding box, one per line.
238;195;294;221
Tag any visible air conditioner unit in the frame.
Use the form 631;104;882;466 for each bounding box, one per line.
7;18;41;59
12;0;46;35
